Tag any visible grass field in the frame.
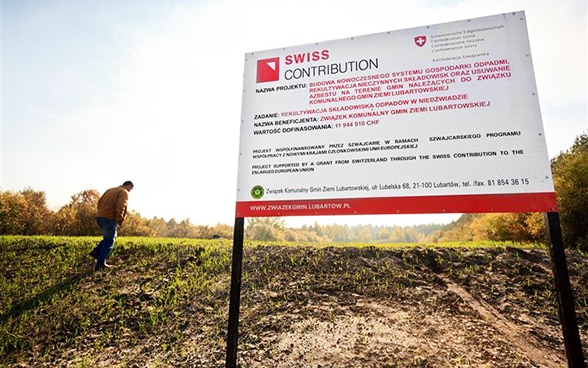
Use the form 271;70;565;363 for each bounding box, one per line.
1;236;586;367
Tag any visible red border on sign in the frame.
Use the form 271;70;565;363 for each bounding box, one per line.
236;192;557;217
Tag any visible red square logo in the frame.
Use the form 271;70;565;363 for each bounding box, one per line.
257;57;280;83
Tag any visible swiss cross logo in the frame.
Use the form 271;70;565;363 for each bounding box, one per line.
414;36;427;47
256;57;280;83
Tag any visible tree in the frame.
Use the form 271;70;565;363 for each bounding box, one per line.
246;217;287;241
173;219;197;238
145;217;168;237
119;211;155;236
551;133;588;249
0;191;26;234
54;190;101;235
427;214;480;242
0;189;52;235
388;226;407;242
211;223;234;238
19;188;53;235
469;213;546;243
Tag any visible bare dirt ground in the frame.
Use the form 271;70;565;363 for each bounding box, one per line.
232;246;587;368
3;243;587;367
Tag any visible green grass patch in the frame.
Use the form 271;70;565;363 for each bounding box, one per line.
0;236;232;366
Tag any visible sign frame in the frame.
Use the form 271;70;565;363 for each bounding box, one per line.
236;11;557;218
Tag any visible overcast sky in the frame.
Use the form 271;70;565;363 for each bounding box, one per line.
2;0;586;227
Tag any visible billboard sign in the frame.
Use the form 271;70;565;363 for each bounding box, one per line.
235;11;557;217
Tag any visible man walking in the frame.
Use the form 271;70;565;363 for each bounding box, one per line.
90;181;134;271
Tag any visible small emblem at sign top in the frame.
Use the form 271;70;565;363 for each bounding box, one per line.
414;36;427;47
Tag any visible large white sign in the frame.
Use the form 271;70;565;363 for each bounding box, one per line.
236;11;557;217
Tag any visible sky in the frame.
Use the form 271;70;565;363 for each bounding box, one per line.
1;0;586;228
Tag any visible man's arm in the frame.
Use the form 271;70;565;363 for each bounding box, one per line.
115;189;129;226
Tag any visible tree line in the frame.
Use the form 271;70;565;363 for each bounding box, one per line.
1;134;586;249
0;188;233;239
429;133;588;250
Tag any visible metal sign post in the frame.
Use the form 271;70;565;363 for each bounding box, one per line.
546;212;586;367
226;217;245;368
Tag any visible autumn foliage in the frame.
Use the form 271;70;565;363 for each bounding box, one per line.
0;188;232;239
429;133;588;249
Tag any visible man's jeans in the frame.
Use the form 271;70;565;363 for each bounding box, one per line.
95;217;117;264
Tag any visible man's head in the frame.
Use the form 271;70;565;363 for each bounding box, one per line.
122;180;134;191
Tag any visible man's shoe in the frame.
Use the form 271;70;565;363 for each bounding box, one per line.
94;262;112;271
89;249;99;259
